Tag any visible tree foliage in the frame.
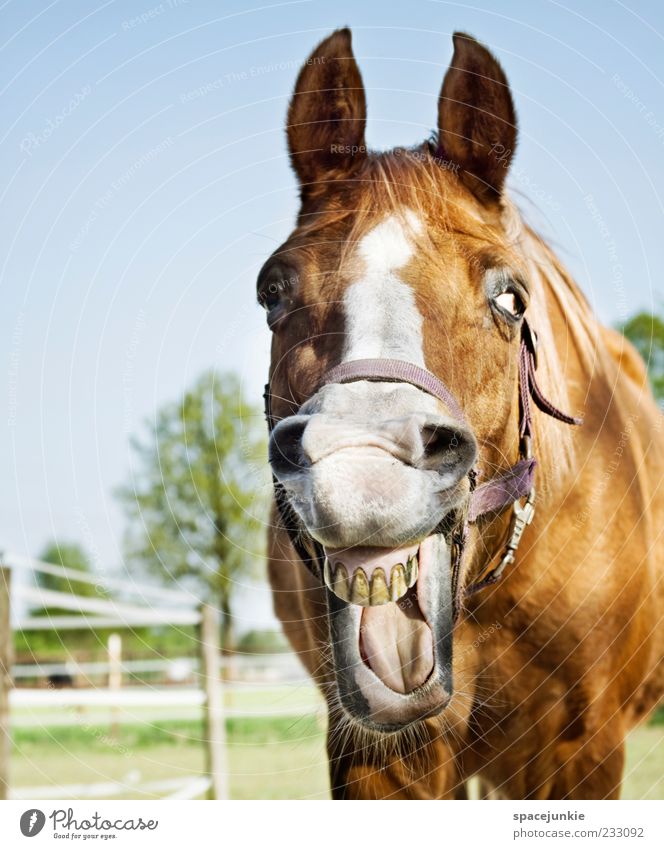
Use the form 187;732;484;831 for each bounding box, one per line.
36;540;98;601
116;369;268;649
14;540;102;657
620;311;664;403
33;539;97;618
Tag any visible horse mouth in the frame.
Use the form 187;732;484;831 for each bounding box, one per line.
323;543;419;606
324;542;433;694
324;534;454;729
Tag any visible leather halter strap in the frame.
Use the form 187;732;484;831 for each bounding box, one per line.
322;359;468;425
264;317;582;597
319;344;541;524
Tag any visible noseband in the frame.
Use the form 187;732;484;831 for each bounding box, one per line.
264;318;581;608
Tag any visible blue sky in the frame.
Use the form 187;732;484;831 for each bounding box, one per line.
2;0;663;628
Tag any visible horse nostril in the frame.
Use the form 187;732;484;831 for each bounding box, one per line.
420;422;477;483
422;425;456;458
269;416;310;478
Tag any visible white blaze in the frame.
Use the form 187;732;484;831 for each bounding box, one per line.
343;211;425;365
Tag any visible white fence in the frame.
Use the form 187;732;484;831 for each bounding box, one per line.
10;776;212;801
0;552;318;801
0;555;226;800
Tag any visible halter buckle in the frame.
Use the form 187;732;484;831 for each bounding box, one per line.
493;487;536;581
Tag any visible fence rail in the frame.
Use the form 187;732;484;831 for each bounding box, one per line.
12;686;206;708
0;558;235;799
10;776;212;801
12;657;197;678
15;611;202;630
13;582;201;630
6;551;194;605
11;653;309;681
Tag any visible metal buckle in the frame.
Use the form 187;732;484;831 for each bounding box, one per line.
492;486;536;581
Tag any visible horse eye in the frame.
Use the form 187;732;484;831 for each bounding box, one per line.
260;287;281;312
257;261;298;328
494;289;525;319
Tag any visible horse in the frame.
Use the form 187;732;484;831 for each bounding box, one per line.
259;28;664;799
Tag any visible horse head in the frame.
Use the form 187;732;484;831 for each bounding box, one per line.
260;29;570;731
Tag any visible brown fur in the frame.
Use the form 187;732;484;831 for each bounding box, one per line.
438;32;517;199
262;29;664;799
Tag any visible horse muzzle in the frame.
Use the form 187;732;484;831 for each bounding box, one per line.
268;392;477;549
268;384;476;729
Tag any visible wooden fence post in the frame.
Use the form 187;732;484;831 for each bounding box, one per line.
107;633;122;739
0;566;12;801
199;603;228;800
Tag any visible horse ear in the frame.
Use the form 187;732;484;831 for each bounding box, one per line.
287;28;367;192
437;32;517;201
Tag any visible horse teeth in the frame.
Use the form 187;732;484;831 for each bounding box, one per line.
324;558;350;602
390;563;408;602
333;563;350;602
324;555;419;605
406;554;419;587
350;568;370;606
369;567;390;606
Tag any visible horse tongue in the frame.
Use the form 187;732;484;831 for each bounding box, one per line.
360;589;434;694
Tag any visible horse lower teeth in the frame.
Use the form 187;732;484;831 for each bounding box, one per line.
323;555;418;606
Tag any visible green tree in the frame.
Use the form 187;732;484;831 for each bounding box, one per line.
35;540;98;614
12;540;102;658
116;369;268;651
620;312;664;403
237;629;290;654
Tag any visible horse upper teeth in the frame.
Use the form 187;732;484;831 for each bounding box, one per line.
332;563;350;602
406;554;419;588
390;563;407;602
323;553;419;606
350;567;370;605
370;568;390;605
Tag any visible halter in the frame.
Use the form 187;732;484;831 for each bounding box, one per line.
264;317;581;609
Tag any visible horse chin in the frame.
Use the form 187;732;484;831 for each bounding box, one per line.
325;534;454;731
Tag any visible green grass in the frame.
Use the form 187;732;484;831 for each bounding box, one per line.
13;714;322;749
11;714;330;800
647;705;664;725
9;706;664;800
622;725;664;799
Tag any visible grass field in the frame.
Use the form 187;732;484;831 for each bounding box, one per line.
9;687;664;800
11;714;330;800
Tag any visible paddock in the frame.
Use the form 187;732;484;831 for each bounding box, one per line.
0;555;324;800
